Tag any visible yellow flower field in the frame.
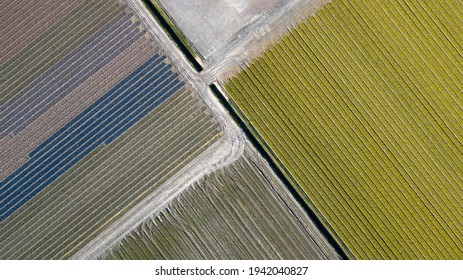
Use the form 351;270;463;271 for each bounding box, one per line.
226;0;463;259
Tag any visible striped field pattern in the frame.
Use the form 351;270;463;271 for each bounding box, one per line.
226;0;463;259
1;0;221;259
101;148;339;260
0;0;81;64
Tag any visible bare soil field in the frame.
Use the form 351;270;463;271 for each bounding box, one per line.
156;0;283;59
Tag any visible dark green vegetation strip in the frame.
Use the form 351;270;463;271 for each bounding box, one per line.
102;147;340;260
142;0;203;72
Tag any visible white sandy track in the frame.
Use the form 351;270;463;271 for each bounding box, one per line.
71;0;244;259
